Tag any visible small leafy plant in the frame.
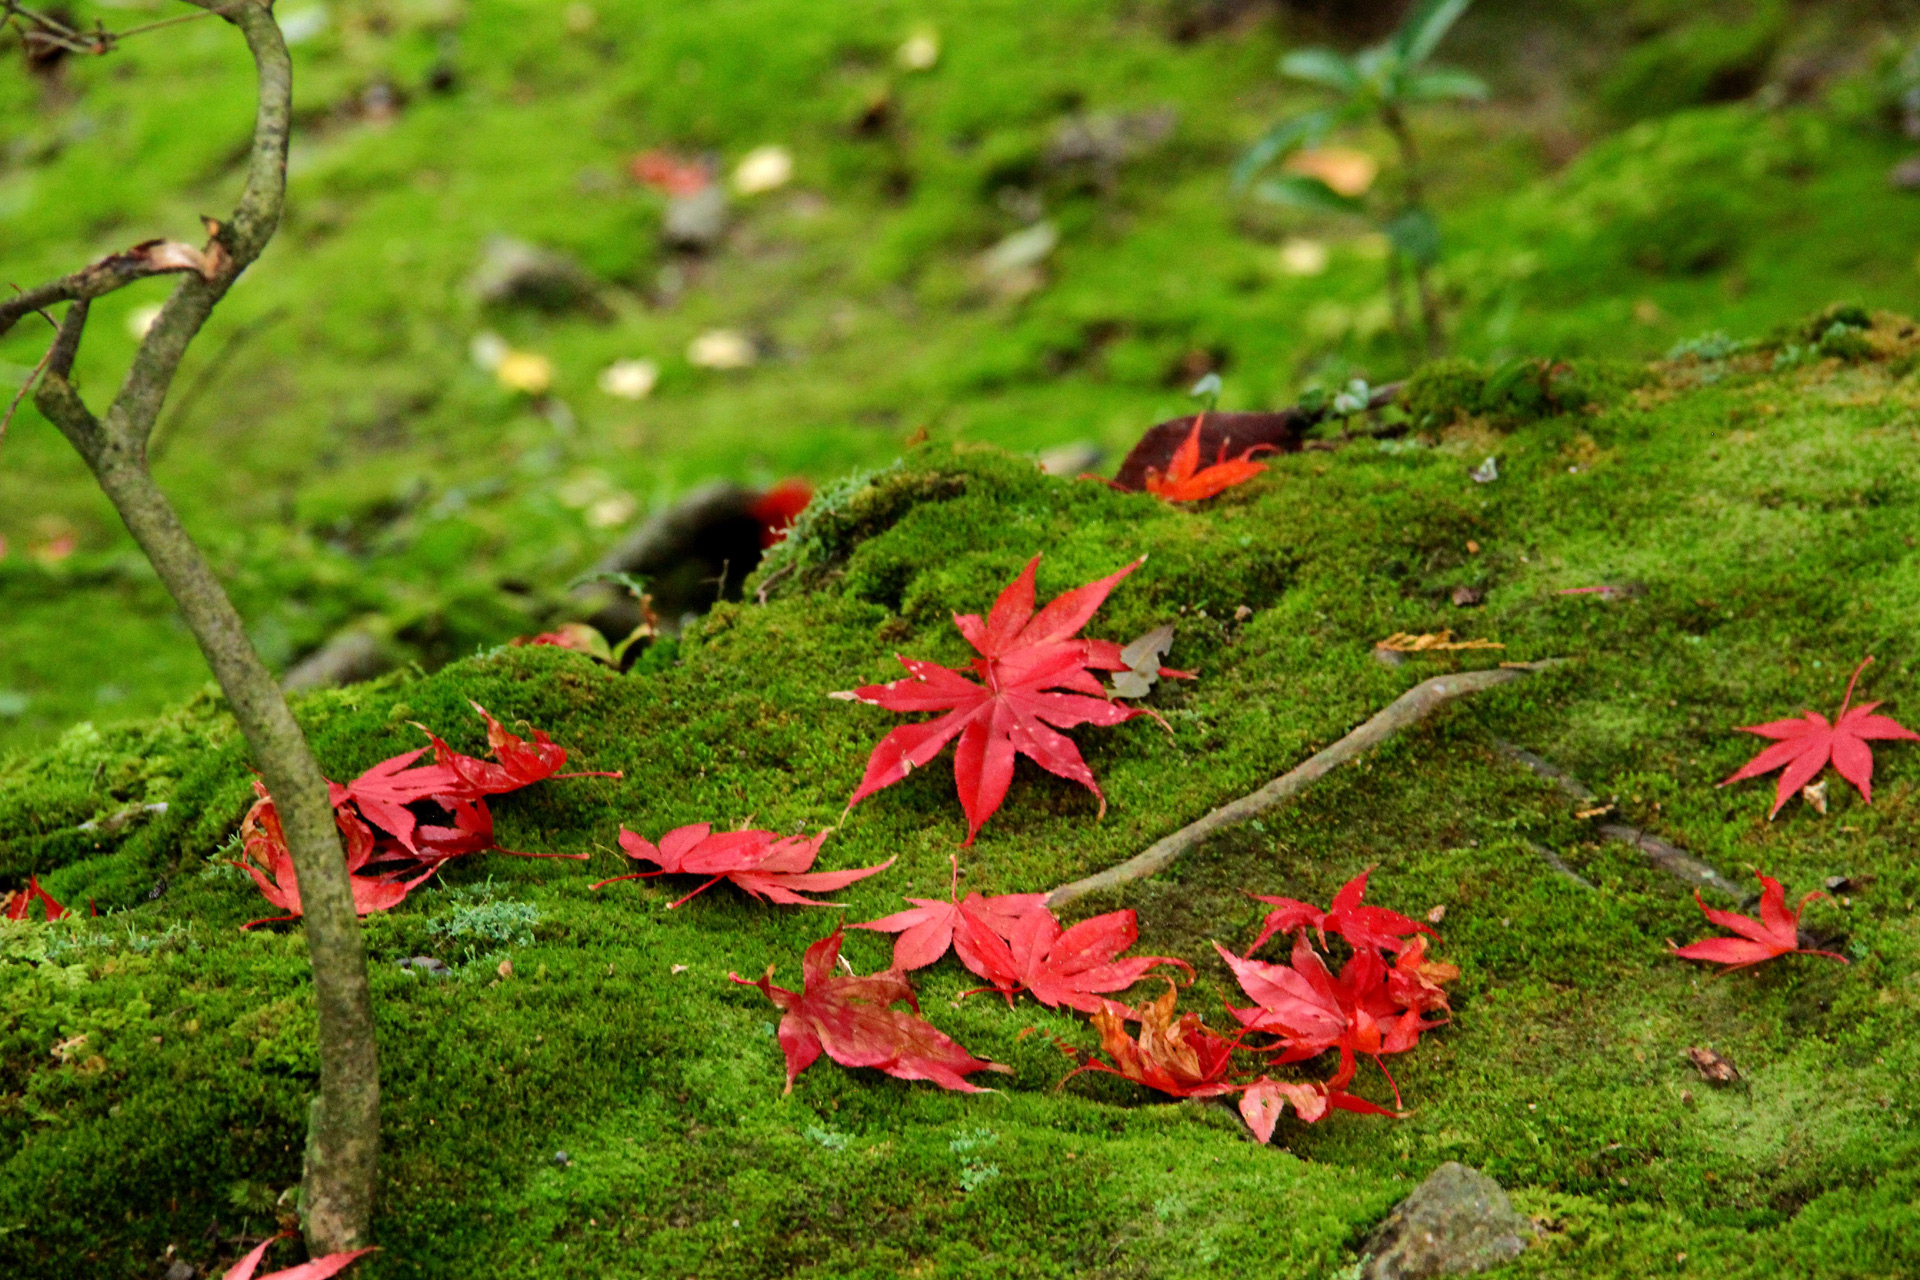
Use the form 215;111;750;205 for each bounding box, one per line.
1236;0;1486;358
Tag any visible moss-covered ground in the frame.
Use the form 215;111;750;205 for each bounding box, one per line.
3;314;1920;1275
10;0;1920;748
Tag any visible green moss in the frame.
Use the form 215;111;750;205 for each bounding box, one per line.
5;330;1920;1274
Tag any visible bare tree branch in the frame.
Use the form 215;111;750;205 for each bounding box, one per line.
23;1;382;1253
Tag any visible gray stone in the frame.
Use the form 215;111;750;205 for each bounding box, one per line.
663;185;729;251
467;235;612;318
1361;1162;1536;1280
282;627;394;692
1890;155;1920;190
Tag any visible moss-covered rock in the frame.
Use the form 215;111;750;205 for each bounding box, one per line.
5;330;1920;1277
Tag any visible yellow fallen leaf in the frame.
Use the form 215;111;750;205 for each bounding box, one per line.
495;350;554;394
1283;147;1378;197
1375;630;1504;653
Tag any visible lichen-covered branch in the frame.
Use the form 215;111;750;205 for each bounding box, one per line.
22;0;380;1254
1046;661;1566;909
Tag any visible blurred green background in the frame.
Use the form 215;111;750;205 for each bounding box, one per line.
7;0;1920;752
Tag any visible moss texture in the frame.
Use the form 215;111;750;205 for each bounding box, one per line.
3;310;1920;1277
10;2;1920;752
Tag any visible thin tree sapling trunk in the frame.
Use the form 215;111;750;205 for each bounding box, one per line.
0;1;380;1252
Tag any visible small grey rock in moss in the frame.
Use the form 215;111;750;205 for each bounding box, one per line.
1360;1162;1536;1280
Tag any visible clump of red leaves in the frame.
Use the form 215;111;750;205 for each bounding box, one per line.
1044;869;1453;1142
592;822;892;907
1720;655;1919;818
1141;415;1273;503
2;874;69;922
852;857;1188;1009
729;924;1011;1093
237;702;619;928
1671;871;1849;973
842;554;1183;844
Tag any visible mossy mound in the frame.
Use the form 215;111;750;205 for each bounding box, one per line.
6;323;1920;1277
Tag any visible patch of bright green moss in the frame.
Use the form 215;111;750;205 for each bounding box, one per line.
5;320;1920;1275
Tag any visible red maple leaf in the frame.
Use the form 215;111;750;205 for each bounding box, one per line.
728;925;1012;1093
748;478;813;548
2;874;68;922
629;149;713;197
1244;867;1436;957
851;855;1046;983
1237;1052;1400;1143
1720;655;1920;817
1004;905;1191;1012
221;1232;374;1280
591;823;892;907
1216;932;1448;1108
1671;872;1850;973
419;701;622;801
1142;414;1273;503
844;554;1162;844
1057;979;1241;1099
326;748;460;855
237;783;438;930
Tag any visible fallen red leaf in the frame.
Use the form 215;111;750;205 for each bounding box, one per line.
1058;979;1240;1099
1006;905;1192;1013
1141;413;1273;503
236;783;438;930
844;554;1160;844
326;747;459;854
729;924;1011;1093
851;855;1045;984
1244;867;1435;957
1238;1052;1401;1143
1217;924;1449;1109
748;478;813;548
630;148;713;197
222;1232;375;1280
1720;655;1919;817
420;701;622;801
592;823;892;907
1671;871;1850;973
2;874;68;922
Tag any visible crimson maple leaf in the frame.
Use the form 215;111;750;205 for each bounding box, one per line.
326;748;459;854
420;701;622;800
2;874;68;922
844;554;1166;844
1671;872;1850;973
591;822;892;908
852;855;1046;982
1720;655;1920;818
221;1232;374;1280
1057;979;1240;1099
1244;867;1435;957
1004;905;1191;1012
1216;933;1447;1108
1237;1052;1400;1143
1142;413;1273;503
237;783;437;930
729;925;1011;1093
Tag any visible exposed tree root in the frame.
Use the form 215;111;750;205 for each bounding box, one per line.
1045;660;1565;909
1492;740;1749;903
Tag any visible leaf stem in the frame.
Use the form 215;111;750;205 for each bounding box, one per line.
1838;654;1874;718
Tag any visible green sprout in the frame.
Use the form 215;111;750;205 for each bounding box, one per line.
1236;0;1487;360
